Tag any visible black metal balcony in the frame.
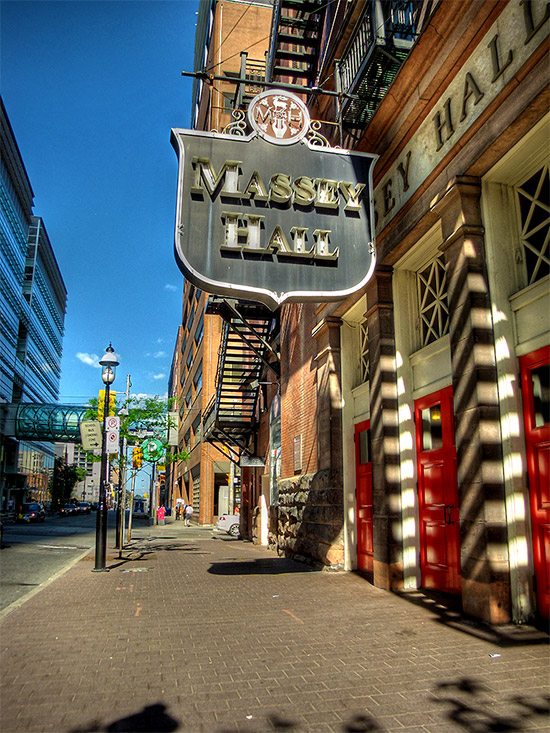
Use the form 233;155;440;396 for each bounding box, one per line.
337;1;418;129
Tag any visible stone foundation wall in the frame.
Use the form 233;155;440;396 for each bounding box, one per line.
272;470;345;569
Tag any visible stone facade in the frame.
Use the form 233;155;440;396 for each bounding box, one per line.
275;470;345;569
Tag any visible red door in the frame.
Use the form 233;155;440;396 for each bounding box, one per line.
415;386;461;594
355;420;373;574
519;346;550;620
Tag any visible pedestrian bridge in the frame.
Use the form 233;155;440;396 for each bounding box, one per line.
1;403;89;442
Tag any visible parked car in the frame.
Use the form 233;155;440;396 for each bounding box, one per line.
76;502;91;514
59;503;78;517
216;514;241;537
18;503;46;523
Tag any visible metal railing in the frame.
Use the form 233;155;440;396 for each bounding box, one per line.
338;1;416;96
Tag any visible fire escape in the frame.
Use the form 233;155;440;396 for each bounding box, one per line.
336;1;418;130
268;0;326;88
203;298;279;462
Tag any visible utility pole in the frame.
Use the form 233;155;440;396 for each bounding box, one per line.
127;470;136;542
116;374;131;551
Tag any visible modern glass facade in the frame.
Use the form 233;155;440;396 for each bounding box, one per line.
0;97;67;510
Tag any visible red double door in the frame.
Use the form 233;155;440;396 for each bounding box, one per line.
520;346;550;620
415;386;461;594
355;396;461;591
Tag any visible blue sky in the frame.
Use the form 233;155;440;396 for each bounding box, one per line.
1;0;200;405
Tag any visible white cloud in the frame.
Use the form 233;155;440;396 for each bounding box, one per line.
154;351;166;359
164;284;178;292
76;352;100;368
153;373;166;380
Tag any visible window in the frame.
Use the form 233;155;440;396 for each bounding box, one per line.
516;164;549;285
193;364;203;396
192;415;201;446
531;364;550;428
417;255;449;347
420;403;443;451
194;312;204;346
359;319;369;384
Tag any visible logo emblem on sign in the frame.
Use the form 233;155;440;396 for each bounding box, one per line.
248;90;310;145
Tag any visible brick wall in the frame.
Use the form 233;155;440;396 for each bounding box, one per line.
275;304;345;568
280;303;318;478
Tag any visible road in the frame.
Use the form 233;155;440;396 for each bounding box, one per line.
0;510;113;614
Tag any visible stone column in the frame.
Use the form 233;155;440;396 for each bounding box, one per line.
365;267;403;590
310;315;345;566
312;316;343;476
437;176;511;623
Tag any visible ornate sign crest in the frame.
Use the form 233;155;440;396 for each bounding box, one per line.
248;90;310;145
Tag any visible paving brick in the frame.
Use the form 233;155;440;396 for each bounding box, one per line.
1;522;548;732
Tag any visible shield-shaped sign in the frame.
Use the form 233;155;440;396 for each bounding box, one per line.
172;93;377;310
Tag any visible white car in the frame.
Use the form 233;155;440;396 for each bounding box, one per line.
216;514;241;537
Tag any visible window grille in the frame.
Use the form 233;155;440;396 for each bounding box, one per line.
516;163;549;285
417;255;449;347
359;319;369;384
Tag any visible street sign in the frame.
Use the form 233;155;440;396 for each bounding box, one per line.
106;430;119;454
80;421;102;451
105;416;120;455
142;437;164;463
106;416;120;431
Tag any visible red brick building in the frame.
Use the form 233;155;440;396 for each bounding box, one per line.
178;0;549;625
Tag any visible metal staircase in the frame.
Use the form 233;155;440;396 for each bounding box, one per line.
268;0;326;88
203;298;279;460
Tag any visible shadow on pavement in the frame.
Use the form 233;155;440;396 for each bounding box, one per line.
71;703;180;732
396;588;550;647
208;556;319;575
434;677;550;731
62;681;550;733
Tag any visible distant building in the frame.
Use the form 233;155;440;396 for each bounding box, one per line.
0;96;67;509
54;443;101;504
170;0;273;525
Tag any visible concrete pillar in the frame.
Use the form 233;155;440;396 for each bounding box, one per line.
437;176;511;623
365;267;403;590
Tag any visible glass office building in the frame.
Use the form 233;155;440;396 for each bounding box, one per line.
0;97;67;508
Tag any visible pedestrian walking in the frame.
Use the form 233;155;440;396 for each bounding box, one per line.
184;503;193;526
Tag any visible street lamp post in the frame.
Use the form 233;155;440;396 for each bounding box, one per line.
93;343;119;572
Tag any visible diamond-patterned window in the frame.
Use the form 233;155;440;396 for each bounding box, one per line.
516;164;549;285
359;319;369;384
417;256;449;347
351;318;369;389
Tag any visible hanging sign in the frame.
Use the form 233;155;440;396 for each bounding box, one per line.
172;90;378;310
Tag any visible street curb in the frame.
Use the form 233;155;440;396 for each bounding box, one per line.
0;546;92;621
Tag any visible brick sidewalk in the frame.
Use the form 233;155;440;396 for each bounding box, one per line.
1;522;548;732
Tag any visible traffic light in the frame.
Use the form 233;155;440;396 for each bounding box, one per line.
132;447;143;469
98;390;117;421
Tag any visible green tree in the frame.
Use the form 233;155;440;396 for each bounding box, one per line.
50;458;87;509
83;394;189;473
